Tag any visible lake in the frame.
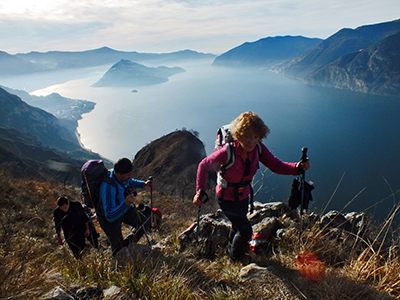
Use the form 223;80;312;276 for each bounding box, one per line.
2;59;400;221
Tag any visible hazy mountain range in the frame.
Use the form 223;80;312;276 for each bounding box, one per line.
0;48;214;76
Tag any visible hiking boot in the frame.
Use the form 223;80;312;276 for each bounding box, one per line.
125;229;139;244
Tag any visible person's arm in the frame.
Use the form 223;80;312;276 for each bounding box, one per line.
84;222;90;237
99;181;130;222
193;149;226;206
53;210;64;245
128;178;146;189
259;143;298;175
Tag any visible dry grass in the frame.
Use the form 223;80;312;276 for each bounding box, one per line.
0;171;399;299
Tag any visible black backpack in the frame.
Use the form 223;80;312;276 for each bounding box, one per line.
81;160;117;209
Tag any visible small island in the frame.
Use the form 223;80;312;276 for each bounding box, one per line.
92;59;185;88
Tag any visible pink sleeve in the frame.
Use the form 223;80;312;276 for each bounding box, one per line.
259;143;298;176
196;148;227;192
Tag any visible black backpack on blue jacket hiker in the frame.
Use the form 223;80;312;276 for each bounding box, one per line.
81;160;117;210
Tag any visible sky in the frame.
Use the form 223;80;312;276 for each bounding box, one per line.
0;0;399;55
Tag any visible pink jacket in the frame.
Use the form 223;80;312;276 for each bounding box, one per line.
196;141;298;201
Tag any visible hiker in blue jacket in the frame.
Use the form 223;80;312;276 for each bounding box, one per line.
97;157;153;256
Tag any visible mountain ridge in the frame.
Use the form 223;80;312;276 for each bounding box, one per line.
213;35;322;68
0;47;215;75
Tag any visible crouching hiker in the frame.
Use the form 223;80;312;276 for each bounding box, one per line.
97;157;153;256
53;196;90;259
193;112;310;263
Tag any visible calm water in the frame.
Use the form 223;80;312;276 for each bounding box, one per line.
2;59;400;220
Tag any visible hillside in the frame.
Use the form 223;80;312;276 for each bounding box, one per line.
1;149;400;299
0;107;399;298
279;19;400;79
305;30;400;95
0;87;80;152
0;87;108;185
1;86;95;122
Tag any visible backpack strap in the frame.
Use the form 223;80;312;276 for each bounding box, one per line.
97;175;118;213
103;176;118;191
220;142;235;175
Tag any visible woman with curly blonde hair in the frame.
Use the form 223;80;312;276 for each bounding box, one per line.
193;111;310;263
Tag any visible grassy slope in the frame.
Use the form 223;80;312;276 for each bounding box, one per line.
0;172;399;299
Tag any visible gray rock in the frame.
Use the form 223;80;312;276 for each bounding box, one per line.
40;286;74;300
238;263;277;282
103;285;122;299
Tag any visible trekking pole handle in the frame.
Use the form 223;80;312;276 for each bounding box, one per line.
301;147;308;163
197;189;209;204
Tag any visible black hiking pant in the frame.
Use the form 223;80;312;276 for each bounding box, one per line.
97;207;149;256
65;231;86;258
218;197;252;261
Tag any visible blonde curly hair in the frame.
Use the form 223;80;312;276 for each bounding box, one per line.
230;111;270;141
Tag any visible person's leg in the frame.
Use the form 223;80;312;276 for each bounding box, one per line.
219;198;252;261
122;207;150;242
97;213;125;256
66;232;86;259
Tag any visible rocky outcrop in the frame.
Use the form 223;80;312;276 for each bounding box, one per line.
41;285;122;300
131;130;214;198
179;201;369;260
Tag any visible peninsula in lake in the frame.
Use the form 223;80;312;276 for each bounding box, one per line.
92;59;186;88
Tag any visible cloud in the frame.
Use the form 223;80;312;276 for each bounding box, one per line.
0;0;398;54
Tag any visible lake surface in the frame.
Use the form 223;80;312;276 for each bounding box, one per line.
2;59;400;221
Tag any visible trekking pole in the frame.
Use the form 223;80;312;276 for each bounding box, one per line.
196;190;208;238
299;147;308;215
197;206;201;237
133;204;153;246
148;176;154;229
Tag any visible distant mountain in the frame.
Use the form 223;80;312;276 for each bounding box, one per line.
212;36;322;68
0;47;214;76
211;19;400;96
92;59;186;87
0;127;82;184
1;86;95;121
0;87;82;151
305;31;400;95
0;51;47;75
277;19;400;96
0;88;109;184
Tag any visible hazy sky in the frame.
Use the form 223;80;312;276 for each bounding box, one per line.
0;0;399;55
